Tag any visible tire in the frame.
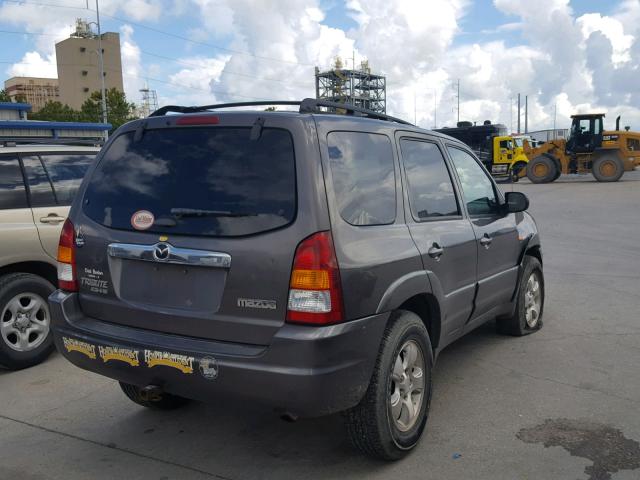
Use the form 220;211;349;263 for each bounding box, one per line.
119;382;191;410
496;256;544;336
0;273;55;370
526;155;558;183
344;311;433;460
592;155;624;182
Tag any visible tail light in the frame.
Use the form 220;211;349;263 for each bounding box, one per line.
57;218;78;291
286;231;344;325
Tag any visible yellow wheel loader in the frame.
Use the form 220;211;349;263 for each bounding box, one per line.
523;114;639;183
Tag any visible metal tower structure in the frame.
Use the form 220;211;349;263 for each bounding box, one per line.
139;84;158;117
315;58;386;114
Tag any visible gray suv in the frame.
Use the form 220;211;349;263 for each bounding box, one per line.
50;99;544;460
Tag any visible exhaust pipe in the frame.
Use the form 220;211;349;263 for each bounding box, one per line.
139;384;164;402
616;115;621;131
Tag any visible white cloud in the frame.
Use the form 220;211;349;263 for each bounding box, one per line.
119;25;144;102
7;51;57;78
578;13;633;64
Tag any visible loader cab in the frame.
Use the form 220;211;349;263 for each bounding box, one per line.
567;114;604;154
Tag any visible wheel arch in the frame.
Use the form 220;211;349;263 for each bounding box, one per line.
375;271;442;351
397;294;442;352
0;262;57;287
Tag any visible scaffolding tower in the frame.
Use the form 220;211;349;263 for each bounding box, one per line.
139;84;159;117
315;58;386;114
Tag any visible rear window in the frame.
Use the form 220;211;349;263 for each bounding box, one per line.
83;127;296;237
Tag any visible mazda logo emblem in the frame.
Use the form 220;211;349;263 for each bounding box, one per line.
153;243;170;261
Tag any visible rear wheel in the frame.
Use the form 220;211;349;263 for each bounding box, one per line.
497;256;544;336
344;311;432;460
526;156;558;183
119;382;191;410
592;155;624;182
0;273;55;370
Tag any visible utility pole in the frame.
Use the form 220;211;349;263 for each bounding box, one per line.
413;91;417;125
517;93;521;134
553;102;557;139
510;96;513;134
456;78;460;124
95;0;108;137
433;89;437;129
524;95;528;134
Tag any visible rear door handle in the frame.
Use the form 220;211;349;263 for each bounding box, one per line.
39;214;66;224
479;234;492;248
428;243;444;260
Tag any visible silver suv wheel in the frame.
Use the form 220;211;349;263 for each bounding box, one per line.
1;292;50;352
524;272;542;328
389;339;425;432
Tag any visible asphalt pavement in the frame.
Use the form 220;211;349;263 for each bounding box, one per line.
1;171;639;480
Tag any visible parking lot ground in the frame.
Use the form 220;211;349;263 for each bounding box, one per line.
1;171;640;480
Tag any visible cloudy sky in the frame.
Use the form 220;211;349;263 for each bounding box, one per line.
1;0;639;132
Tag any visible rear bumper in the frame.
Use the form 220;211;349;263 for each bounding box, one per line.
49;291;388;417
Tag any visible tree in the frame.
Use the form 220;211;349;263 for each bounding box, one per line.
0;89;11;102
80;88;136;131
29;101;79;122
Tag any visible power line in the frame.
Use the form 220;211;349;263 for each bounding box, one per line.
2;0;317;68
0;60;274;100
0;28;316;88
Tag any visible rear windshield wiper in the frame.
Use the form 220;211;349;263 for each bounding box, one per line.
169;208;258;218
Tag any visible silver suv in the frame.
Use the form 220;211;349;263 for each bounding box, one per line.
0;144;98;369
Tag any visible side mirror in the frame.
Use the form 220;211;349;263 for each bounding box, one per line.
505;191;529;213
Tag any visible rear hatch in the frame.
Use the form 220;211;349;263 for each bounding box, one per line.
74;114;324;345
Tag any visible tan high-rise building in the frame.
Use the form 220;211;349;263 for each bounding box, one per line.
3;77;60;112
55;20;124;110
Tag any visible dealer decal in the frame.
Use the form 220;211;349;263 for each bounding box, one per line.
80;267;109;295
199;356;219;380
144;350;194;374
131;210;154;230
98;345;140;366
62;337;97;359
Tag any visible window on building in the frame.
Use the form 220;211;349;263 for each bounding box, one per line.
80;47;86;52
83;87;89;92
82;70;88;76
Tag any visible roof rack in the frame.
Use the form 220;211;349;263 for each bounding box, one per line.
149;98;413;126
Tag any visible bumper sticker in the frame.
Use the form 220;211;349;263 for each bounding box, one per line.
62;337;97;359
199;356;219;380
98;346;140;366
144;350;194;374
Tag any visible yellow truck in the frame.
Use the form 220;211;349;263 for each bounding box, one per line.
435;121;529;181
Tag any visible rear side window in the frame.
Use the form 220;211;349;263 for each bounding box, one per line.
22;156;56;207
327;132;395;226
400;139;459;219
23;154;94;207
41;154;94;205
83;127;296;237
0;156;28;210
